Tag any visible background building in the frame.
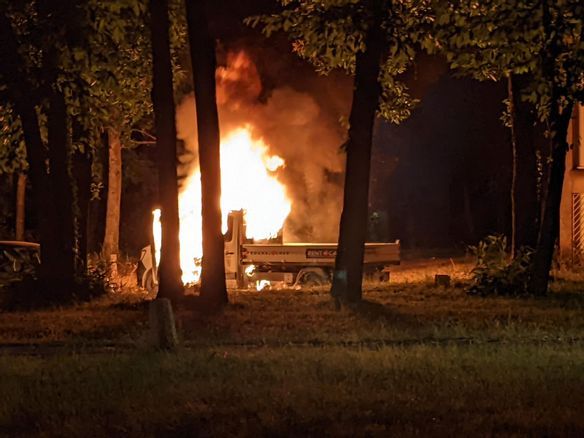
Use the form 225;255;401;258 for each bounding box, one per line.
560;104;584;263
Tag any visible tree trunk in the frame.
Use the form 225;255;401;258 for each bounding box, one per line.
15;173;26;241
330;9;386;304
14;101;54;281
149;0;184;301
87;133;109;254
185;0;228;307
528;102;573;295
46;89;76;283
102;127;122;262
507;75;518;256
527;0;575;296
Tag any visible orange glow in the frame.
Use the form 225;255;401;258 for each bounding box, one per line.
256;280;271;291
153;126;291;284
152;209;161;267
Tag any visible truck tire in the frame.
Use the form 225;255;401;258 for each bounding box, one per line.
299;270;327;287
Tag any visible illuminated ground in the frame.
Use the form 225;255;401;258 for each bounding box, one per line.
1;258;583;435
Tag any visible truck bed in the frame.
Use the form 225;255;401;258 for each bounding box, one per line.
241;241;400;266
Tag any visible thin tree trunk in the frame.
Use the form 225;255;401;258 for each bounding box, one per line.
507;75;518;257
46;89;76;283
102;127;122;262
527;0;574;295
87;133;109;254
331;5;386;304
14;101;54;281
528;103;573;295
185;0;228;307
149;0;184;301
15;173;26;241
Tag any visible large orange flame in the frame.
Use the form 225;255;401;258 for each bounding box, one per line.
153;126;291;284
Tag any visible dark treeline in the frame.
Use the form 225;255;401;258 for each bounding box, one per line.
373;76;512;249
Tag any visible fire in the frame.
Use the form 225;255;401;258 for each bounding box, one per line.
244;264;270;291
153;126;291;285
152;209;161;267
219;128;290;239
256;280;271;291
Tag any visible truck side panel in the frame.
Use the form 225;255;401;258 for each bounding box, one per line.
241;242;400;266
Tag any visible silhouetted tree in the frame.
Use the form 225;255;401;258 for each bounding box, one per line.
185;0;228;307
332;12;387;303
149;0;184;301
1;1;156;298
0;7;75;286
102;128;122;263
432;0;584;294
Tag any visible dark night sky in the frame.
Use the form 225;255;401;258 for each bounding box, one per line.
374;77;510;248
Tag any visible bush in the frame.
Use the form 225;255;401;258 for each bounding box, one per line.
468;235;533;296
0;266;112;311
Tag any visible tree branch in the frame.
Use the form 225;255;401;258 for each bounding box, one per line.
131;128;157;140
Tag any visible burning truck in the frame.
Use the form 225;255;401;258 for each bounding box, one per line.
139;209;400;291
138;126;400;292
137;52;399;292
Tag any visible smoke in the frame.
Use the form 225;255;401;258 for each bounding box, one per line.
175;51;345;242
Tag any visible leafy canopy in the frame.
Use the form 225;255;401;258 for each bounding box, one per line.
0;0;187;187
246;0;434;124
429;0;584;121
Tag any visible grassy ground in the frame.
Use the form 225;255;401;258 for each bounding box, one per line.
1;258;583;436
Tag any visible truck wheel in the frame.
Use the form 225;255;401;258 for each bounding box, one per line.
301;272;326;287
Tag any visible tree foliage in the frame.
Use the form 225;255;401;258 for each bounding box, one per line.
430;0;584;295
0;106;27;174
0;0;171;300
0;0;187;180
247;0;434;124
430;0;584;121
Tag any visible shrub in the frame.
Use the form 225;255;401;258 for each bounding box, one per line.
468;235;533;296
0;266;112;311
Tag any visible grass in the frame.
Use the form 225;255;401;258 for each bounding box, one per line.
2;279;581;347
1;346;582;436
0;257;583;436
